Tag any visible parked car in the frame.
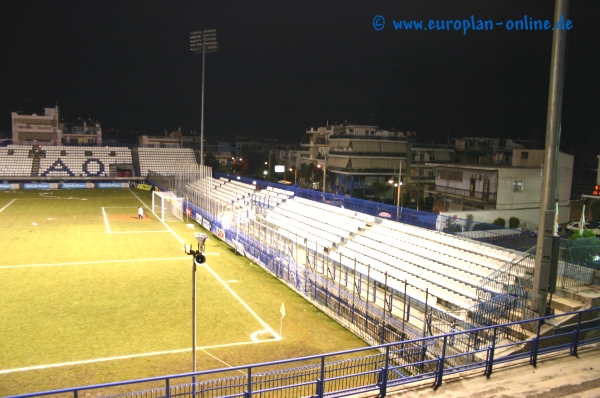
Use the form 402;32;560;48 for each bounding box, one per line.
589;220;600;229
565;221;600;237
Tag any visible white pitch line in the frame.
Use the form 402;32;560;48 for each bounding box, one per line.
129;189;185;245
1;257;190;270
199;348;244;374
204;263;281;340
101;207;111;233
0;198;17;213
109;230;171;234
0;338;277;375
127;189;279;340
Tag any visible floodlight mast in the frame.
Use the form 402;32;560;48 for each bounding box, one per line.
190;29;219;166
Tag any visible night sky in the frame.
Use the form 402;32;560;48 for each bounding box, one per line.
1;1;599;154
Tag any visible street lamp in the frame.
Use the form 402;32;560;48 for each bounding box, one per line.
184;233;208;392
317;163;326;193
289;168;296;184
190;29;219;166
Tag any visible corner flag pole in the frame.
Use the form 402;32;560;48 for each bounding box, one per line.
279;302;286;338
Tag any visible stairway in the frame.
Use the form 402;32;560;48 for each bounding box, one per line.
131;149;141;177
31;158;40;177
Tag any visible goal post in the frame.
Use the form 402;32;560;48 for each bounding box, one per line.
152;191;184;222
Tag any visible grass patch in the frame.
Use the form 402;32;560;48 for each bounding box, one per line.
0;189;371;396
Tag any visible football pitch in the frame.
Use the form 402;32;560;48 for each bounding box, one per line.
0;189;369;396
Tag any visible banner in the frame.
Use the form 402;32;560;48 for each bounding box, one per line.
137;183;153;191
0;183;19;190
216;227;225;240
62;182;94;189
24;183;59;190
202;219;212;232
98;182;129;188
195;213;203;225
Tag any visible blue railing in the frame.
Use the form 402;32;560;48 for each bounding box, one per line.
9;307;600;398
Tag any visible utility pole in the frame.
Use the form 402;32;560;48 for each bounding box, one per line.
532;0;568;316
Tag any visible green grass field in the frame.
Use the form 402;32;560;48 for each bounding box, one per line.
0;189;369;396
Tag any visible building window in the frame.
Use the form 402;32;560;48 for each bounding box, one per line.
437;170;463;181
521;152;529;159
513;181;523;192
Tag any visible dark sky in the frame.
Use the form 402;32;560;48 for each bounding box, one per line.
1;1;599;153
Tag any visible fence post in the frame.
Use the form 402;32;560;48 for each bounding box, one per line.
530;319;543;367
379;345;390;397
434;336;448;389
318;356;326;398
245;366;252;398
165;379;170;398
571;311;583;356
484;327;497;377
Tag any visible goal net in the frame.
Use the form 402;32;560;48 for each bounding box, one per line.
152;191;184;222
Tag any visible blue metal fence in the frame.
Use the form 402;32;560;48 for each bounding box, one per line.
9;307;600;398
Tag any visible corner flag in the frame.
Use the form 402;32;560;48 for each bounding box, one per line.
280;302;286;317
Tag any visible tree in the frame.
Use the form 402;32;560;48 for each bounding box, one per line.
372;182;390;201
297;163;319;187
204;152;220;171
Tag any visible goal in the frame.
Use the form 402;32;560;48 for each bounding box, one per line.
152;191;184;222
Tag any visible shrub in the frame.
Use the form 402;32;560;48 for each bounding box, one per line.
352;189;365;199
509;217;520;229
569;230;597;240
492;217;506;227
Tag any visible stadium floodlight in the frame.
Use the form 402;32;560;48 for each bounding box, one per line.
190;29;219;166
184;233;208;393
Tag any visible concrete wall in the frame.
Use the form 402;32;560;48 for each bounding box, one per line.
440;204;570;230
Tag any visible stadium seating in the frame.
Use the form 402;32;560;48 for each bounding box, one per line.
0;145;34;176
253;195;524;312
138;147;197;176
39;146;133;177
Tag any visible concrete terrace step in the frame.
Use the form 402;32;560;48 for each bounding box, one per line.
550;295;584;313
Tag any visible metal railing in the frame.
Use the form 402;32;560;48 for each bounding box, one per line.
11;308;600;398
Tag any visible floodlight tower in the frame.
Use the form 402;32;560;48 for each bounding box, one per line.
184;232;208;392
190;29;219;165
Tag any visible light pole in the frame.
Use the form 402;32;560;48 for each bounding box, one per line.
184;233;208;393
397;160;402;218
190;29;219;166
388;179;398;204
317;163;326;193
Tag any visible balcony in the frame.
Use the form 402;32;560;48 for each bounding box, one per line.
428;185;497;203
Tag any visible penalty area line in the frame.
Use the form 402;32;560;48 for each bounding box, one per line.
0;339;278;375
0;199;16;213
129;189;185;245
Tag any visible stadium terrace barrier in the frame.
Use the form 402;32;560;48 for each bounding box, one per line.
10;307;600;398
